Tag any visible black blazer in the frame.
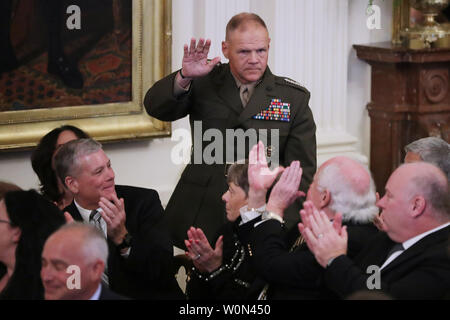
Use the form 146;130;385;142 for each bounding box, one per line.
98;285;128;300
65;185;184;300
325;225;450;299
248;219;379;299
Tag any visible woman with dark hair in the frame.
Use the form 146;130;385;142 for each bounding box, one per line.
31;125;89;209
0;189;65;300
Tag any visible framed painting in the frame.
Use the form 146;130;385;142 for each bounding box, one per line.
0;0;172;151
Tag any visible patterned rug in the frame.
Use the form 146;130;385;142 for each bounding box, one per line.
0;29;132;111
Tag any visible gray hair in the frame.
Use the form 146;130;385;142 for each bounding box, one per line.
56;222;109;265
54;138;102;186
405;137;450;181
226;163;249;196
316;161;378;224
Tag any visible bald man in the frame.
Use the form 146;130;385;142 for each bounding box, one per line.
245;155;380;299
300;162;450;299
41;223;126;300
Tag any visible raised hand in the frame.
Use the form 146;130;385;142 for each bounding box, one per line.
248;141;284;192
181;38;221;78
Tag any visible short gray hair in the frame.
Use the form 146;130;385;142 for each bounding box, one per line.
54;138;102;186
405;137;450;181
57;222;109;265
317;161;378;224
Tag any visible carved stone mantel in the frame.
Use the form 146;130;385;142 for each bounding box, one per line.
353;42;450;194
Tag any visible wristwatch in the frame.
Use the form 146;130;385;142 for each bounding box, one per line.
261;211;284;224
117;233;132;250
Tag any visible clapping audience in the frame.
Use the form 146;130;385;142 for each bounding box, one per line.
299;162;450;299
3;126;449;300
244;143;379;299
185;161;280;299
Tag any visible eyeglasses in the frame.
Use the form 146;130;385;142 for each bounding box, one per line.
0;219;11;225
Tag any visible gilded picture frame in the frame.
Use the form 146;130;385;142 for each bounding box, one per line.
0;0;172;151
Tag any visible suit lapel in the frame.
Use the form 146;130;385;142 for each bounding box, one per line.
381;225;450;274
238;68;277;124
65;201;83;221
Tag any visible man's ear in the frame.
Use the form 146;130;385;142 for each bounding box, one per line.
91;260;105;281
11;227;21;243
65;176;79;195
222;41;229;59
411;196;426;218
319;189;331;209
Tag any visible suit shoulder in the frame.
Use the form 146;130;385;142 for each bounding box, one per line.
274;76;309;95
116;185;160;199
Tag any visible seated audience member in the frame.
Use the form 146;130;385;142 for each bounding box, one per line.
185;161;281;299
0;190;65;300
246;142;379;299
374;136;449;231
42;223;126;300
31;125;90;209
0;182;22;285
404;136;449;180
53;138;184;299
299;162;450;299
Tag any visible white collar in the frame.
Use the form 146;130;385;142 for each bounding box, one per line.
74;199;101;224
402;222;450;250
89;284;102;300
239;204;265;225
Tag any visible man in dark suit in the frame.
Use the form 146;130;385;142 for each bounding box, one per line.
42;222;126;300
53;138;184;299
245;148;379;299
144;12;316;249
300;162;450;299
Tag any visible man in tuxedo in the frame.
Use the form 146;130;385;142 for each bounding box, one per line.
246;148;379;299
300;162;450;299
144;12;316;249
41;222;126;300
54;138;184;299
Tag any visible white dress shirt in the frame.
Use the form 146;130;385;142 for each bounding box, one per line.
89;284;102;300
74;200;131;257
380;222;450;270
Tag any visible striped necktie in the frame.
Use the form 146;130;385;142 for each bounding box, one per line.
89;210;102;231
89;210;109;287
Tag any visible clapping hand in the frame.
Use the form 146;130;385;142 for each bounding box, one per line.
185;227;223;273
266;161;305;218
247;141;284;209
298;201;348;268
